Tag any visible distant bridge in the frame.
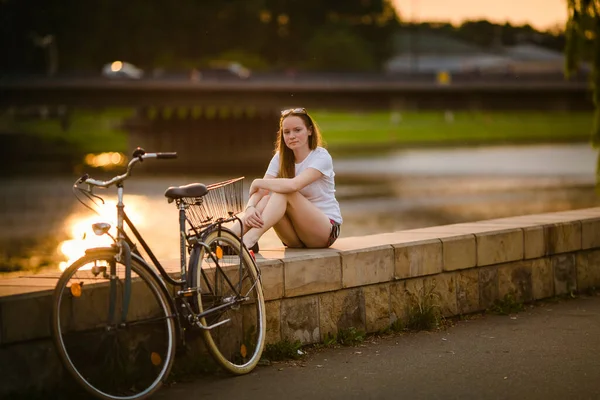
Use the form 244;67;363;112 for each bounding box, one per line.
0;76;592;173
0;76;592;111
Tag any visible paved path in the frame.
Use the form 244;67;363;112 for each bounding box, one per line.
156;294;600;400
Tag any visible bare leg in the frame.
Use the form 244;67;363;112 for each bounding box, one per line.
243;191;332;249
229;194;270;237
243;193;287;248
273;213;304;248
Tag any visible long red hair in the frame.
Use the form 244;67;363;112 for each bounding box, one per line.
274;110;324;178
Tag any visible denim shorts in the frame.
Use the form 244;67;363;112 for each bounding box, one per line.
282;219;341;248
327;219;341;247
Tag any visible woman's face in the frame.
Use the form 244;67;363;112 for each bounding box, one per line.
281;115;311;151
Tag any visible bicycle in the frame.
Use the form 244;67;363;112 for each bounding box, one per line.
51;148;266;400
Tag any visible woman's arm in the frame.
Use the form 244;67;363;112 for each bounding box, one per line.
245;174;276;209
249;168;322;195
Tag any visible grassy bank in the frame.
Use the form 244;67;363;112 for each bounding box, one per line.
312;111;594;148
0;109;594;155
1;108;132;153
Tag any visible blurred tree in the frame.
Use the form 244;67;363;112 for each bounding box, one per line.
565;0;600;184
454;20;498;48
304;27;376;71
0;0;399;73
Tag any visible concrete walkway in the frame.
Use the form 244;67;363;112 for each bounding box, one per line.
156;293;600;400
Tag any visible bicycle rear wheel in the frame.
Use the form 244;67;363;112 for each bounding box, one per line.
51;249;177;400
192;228;266;375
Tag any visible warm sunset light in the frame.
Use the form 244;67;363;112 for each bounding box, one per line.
58;196;146;271
84;152;127;168
392;0;568;30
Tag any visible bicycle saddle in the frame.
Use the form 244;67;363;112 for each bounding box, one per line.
164;183;208;200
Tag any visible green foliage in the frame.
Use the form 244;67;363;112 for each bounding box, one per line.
262;339;303;361
335;327;365;346
564;0;600;184
389;318;405;333
404;281;442;331
0;108;130;153
488;292;525;315
0;0;398;72
321;327;365;347
2;110;593;160
304;27;376;71
313;111;594;147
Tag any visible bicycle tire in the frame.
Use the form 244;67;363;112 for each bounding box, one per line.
192;228;266;375
51;249;177;400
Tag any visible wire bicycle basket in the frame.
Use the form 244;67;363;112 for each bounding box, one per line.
181;177;245;231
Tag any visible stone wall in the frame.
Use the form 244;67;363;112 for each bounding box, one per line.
255;207;600;345
0;207;599;396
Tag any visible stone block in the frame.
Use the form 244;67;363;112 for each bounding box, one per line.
576;250;600;291
523;226;545;259
456;269;480;314
284;253;341;298
476;229;523;266
280;296;320;344
552;254;577;295
259;259;284;301
430;273;458;317
318;288;366;341
403;277;448;321
0;338;64;398
265;300;281;344
394;239;443;279
1;293;52;344
545;221;582;255
341;245;394;288
479;266;499;309
441;235;477;271
389;281;408;324
404;277;428;317
364;284;391;332
581;218;600;250
531;258;554;300
497;261;533;302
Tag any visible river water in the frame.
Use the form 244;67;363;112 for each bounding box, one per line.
1;143;598;277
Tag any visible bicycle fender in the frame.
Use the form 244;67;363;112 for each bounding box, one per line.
121;241;133;322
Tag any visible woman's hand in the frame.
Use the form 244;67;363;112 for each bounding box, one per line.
243;206;264;229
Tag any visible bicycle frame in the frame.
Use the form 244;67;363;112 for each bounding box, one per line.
109;181;251;328
53;150;267;399
113;183;246;288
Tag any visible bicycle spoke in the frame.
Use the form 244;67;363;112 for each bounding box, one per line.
52;252;176;400
192;229;266;375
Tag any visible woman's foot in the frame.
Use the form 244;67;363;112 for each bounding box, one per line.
243;237;260;254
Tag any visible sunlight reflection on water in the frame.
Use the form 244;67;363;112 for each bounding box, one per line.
1;144;599;276
57;194;180;271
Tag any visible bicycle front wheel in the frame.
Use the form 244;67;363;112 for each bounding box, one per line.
193;228;266;375
51;249;177;400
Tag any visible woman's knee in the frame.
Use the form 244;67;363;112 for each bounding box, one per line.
258;194;271;205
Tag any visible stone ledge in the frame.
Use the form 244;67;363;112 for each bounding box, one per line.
2;208;600;398
1;207;599;348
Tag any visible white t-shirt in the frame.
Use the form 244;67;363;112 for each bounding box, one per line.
266;146;343;224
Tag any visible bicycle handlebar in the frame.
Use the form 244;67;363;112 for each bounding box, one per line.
77;148;178;189
156;152;177;159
